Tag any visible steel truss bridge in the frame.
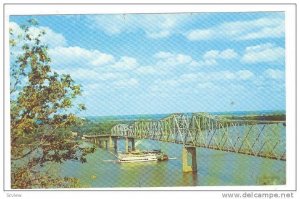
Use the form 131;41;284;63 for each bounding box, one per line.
111;112;286;161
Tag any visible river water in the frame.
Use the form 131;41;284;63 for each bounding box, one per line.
59;139;285;187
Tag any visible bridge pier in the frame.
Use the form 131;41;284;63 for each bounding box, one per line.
182;146;197;173
114;138;118;152
101;140;106;148
108;136;113;149
124;137;135;152
125;137;129;153
105;140;108;149
131;139;135;151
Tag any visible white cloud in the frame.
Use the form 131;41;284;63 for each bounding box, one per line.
237;70;254;80
154;51;196;67
179;73;199;82
186;15;284;41
87;14;190;39
9;22;24;37
264;68;285;80
186;29;212;41
187;48;238;68
54;68;127;82
137;50;222;76
54;67;139;92
196;59;217;67
49;46;115;68
48;46;141;87
242;43;285;63
230;17;285;40
221;71;236;80
136;49;234;76
91;54;115;66
215;70;254;81
177;54;193;64
87;15;130;35
219;49;239;59
203;49;238;60
9;22;67;48
88;13;284;42
110;56;138;70
151;49;237;70
30;26;67;47
154;51;174;59
154;50;236;69
203;50;219;60
150;69;253;94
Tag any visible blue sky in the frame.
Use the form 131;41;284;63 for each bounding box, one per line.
10;12;286;116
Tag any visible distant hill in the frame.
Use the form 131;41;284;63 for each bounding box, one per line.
84;110;286;122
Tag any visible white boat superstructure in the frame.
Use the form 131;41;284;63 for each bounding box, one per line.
117;149;169;163
118;152;157;163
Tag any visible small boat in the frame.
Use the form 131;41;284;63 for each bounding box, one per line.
146;150;169;161
157;153;169;161
117;150;168;163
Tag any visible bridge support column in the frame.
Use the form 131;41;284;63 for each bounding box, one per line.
108;136;113;149
100;140;105;148
105;140;108;149
125;137;129;153
114;138;118;152
182;146;197;173
131;139;135;151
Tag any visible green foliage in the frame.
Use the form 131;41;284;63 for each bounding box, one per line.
10;19;94;189
74;120;119;136
11;164;81;189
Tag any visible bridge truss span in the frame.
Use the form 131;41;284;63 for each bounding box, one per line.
110;112;286;161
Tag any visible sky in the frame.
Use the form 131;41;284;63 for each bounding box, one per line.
10;12;286;116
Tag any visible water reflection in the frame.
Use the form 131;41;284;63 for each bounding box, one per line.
182;172;198;186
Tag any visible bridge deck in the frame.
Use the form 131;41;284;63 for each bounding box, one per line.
108;113;286;161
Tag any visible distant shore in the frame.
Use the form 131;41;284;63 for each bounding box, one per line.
84;110;286;122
